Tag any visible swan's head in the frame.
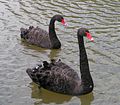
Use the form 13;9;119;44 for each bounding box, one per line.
54;15;68;26
78;28;94;42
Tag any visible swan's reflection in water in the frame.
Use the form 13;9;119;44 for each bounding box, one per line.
80;92;94;105
21;40;61;60
30;83;94;105
48;49;61;60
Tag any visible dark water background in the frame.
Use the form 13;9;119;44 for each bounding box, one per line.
0;0;120;105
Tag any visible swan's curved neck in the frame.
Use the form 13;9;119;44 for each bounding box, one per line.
49;17;61;49
78;35;93;88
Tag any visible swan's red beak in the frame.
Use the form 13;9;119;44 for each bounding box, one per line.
85;32;94;42
61;19;68;26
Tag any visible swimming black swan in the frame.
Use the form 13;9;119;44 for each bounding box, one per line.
26;28;94;96
20;15;67;49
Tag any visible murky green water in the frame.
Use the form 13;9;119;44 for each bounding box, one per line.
0;0;120;105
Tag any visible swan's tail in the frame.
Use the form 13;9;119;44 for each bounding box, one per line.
20;26;34;39
26;67;40;84
26;61;51;85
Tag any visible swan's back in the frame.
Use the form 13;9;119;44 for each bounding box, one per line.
26;59;81;95
53;60;80;80
20;26;51;48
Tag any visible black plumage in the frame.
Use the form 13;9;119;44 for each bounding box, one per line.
20;15;67;49
26;28;94;96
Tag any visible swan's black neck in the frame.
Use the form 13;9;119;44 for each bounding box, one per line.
49;17;61;49
78;34;93;89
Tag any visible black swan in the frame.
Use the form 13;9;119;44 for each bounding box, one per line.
26;28;94;96
20;15;67;49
